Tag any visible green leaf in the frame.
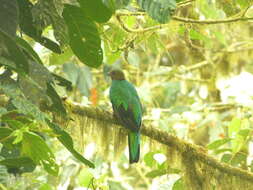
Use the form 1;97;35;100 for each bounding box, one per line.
221;153;232;163
78;0;113;23
63;4;103;68
22;132;59;175
46;121;95;168
0;29;29;74
228;118;241;138
39;183;52;190
0;0;18;37
52;74;73;91
231;152;247;166
15;36;43;65
78;168;94;187
173;178;185;190
0;128;13;140
49;48;73;65
144;151;161;167
146;169;167;178
214;148;232;155
207;138;231;150
17;0;61;53
137;0;176;23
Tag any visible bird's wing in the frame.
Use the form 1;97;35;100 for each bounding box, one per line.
113;102;141;132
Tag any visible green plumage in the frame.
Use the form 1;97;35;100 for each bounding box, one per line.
109;70;142;163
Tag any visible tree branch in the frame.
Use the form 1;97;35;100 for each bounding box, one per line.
116;13;253;33
70;103;253;182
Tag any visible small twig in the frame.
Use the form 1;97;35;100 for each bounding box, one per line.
241;4;252;17
115;10;253;33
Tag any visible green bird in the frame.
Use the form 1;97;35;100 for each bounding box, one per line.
109;70;142;163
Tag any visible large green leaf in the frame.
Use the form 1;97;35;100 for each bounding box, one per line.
0;0;18;37
17;0;61;53
46;121;95;168
0;29;29;74
22;132;59;175
137;0;176;23
78;0;112;23
63;5;103;68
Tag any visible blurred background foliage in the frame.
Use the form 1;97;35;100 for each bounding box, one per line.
1;0;253;189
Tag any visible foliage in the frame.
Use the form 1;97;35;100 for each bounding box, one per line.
0;0;253;189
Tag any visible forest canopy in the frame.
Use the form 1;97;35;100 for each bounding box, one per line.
0;0;253;189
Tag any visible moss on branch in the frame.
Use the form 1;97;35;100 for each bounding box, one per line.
70;103;253;183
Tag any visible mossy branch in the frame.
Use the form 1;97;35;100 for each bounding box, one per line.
70;103;253;182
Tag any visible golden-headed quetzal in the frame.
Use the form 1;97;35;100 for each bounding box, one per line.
109;70;142;163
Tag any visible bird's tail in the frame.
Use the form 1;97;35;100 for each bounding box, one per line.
128;131;140;164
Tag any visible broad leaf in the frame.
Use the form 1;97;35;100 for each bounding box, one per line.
52;73;73;91
22;132;59;175
46;121;95;168
137;0;176;23
207;138;231;150
0;0;18;37
78;0;113;23
16;37;43;65
63;5;103;68
0;29;29;74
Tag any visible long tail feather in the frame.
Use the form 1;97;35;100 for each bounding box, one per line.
128;131;140;164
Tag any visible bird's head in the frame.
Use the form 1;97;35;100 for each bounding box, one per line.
109;69;125;80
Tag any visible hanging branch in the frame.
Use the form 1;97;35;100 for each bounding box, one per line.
70;103;253;182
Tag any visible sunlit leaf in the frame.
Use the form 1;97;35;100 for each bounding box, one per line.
207;138;231;150
22;132;59;175
146;169;167;178
173;178;185;190
78;168;94;187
